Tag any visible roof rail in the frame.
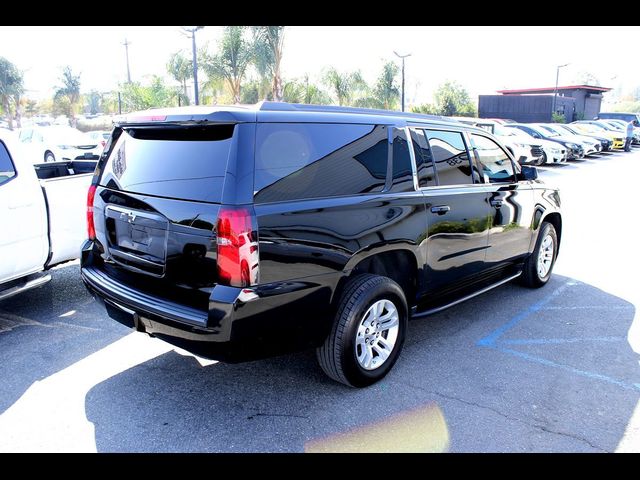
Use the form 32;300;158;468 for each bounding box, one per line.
257;101;459;123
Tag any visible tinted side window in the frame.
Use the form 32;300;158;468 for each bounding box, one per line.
254;123;387;203
390;128;414;193
410;129;435;187
424;129;474;186
470;134;515;183
0;141;16;186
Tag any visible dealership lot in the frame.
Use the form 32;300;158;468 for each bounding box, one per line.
0;149;639;452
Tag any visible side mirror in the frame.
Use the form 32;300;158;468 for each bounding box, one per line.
519;165;538;181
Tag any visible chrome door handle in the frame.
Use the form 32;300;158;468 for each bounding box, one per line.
431;205;451;215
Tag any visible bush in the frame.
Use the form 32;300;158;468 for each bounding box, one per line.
551;112;565;123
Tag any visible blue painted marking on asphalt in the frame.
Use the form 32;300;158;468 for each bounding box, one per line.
477;280;640;392
499;347;640;392
500;336;625;346
476;281;572;347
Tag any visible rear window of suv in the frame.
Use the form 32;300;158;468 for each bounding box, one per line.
99;124;235;203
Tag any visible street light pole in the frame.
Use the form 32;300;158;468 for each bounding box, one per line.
183;26;204;105
393;51;411;112
552;63;569;116
122;38;132;83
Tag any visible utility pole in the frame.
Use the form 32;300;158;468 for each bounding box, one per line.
552;63;569;116
394;51;411;112
122;38;132;83
182;26;204;105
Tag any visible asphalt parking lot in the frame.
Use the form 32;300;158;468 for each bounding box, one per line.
1;148;639;452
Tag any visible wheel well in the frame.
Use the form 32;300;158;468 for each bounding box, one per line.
348;250;418;305
543;213;562;247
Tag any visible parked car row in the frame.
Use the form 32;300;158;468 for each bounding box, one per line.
16;126;109;164
460;114;637;166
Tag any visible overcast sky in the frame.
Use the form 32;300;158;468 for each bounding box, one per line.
0;26;635;106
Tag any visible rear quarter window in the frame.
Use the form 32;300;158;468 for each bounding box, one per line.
253;123;388;203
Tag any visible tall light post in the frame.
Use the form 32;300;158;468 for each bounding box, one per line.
552;63;570;115
394;51;411;112
122;38;132;83
182;26;204;105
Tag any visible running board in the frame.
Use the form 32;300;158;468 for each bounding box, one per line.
411;271;522;319
0;273;52;302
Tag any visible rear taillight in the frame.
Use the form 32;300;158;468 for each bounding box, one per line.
87;184;96;240
216;206;259;288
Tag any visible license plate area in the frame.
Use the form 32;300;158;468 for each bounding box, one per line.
104;205;169;277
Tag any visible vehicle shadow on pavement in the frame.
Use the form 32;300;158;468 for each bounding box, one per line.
85;274;640;452
0;263;130;416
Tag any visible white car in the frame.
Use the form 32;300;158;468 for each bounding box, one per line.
502;126;566;164
536;124;601;156
18;125;102;164
451;117;545;165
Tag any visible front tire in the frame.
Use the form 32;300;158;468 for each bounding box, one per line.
316;274;408;387
44;151;55;163
538;151;547;166
521;222;558;288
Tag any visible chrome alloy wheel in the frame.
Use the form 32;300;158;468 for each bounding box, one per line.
355;299;399;370
537;233;555;278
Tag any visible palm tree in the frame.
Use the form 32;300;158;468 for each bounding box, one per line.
373;62;400;110
0;57;24;130
252;26;285;102
54;66;81;125
167;51;193;104
322;67;367;106
202;26;253;104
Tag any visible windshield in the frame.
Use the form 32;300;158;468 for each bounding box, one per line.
536;125;559;137
555;125;577;136
492;124;515;136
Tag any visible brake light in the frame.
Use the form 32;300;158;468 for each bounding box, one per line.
87;184;96;240
216;206;259;287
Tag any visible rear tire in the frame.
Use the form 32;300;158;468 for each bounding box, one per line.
316;274;408;387
521;222;558;288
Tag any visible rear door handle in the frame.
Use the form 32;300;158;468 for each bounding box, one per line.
431;205;451;215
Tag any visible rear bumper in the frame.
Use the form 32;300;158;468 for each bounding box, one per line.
81;244;340;361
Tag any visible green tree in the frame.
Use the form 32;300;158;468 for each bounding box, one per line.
0;56;24;130
119;76;180;112
167;51;192;105
301;75;331;105
322;67;367;106
280;75;331;105
413;81;476;117
202;26;253;103
373;62;400;110
240;80;261;104
54;66;81;124
411;103;437;115
252;26;286;101
24;99;37;117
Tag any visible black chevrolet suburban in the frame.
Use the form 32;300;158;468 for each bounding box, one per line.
81;102;562;387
